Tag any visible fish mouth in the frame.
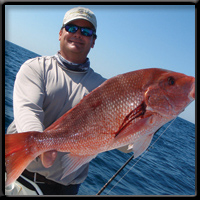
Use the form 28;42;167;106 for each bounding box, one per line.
189;81;195;101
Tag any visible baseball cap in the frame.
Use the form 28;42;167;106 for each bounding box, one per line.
62;7;97;31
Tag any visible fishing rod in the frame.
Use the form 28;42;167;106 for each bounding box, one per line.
96;118;176;195
96;153;134;195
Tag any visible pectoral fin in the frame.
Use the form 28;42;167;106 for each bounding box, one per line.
114;115;152;142
115;102;147;138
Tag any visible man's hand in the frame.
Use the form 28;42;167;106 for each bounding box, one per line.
40;150;57;168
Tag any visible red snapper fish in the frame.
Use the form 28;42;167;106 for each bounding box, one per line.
5;68;195;186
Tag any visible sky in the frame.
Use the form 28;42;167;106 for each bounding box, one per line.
4;4;196;124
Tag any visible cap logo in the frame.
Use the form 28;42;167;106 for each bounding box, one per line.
69;10;93;19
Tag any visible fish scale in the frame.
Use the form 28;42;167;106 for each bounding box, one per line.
5;68;195;186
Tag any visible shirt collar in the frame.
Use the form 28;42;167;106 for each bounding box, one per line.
55;52;90;72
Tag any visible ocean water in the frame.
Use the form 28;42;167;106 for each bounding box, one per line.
5;40;196;196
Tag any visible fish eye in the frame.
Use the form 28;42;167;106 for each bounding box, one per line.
168;76;175;85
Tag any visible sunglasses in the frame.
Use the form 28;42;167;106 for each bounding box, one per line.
63;24;96;38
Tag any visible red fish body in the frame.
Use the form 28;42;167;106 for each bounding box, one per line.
5;68;195;186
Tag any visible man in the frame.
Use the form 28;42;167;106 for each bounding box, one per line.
6;7;106;195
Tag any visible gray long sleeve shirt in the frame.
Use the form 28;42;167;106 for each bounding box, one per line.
7;53;106;185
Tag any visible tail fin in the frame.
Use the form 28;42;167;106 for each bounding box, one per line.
5;131;40;186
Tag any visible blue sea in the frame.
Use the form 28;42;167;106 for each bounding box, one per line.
5;40;196;196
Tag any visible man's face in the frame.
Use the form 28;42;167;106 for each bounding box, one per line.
59;19;96;63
